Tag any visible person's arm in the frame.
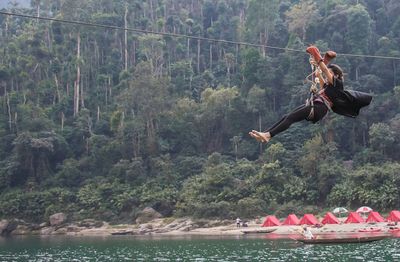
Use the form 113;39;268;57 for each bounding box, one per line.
317;61;334;85
307;46;334;85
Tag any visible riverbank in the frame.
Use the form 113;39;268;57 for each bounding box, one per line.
69;218;400;237
2;217;398;237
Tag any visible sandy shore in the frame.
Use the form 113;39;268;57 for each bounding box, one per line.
67;218;399;237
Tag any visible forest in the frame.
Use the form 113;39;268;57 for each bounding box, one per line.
0;0;399;223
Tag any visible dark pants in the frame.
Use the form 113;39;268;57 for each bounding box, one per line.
266;102;328;137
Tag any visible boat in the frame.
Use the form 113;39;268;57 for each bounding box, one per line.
111;230;134;235
388;227;400;233
296;235;387;244
242;228;277;234
358;228;382;233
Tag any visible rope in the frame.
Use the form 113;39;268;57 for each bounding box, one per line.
1;11;400;61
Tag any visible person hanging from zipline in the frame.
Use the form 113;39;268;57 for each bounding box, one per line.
249;45;372;143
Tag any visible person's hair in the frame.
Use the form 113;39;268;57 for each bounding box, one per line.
327;64;344;80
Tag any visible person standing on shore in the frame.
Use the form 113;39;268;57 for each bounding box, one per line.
302;226;314;239
236;218;241;228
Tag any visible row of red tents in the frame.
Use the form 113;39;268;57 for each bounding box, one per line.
262;210;400;227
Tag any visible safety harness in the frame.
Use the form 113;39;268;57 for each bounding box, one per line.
304;57;333;121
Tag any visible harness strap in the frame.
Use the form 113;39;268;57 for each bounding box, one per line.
306;93;315;121
305;56;332;121
318;93;333;111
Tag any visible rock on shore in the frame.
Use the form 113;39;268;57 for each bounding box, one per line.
0;215;249;236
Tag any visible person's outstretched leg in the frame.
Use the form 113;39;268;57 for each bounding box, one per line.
249;105;306;142
250;103;328;143
268;104;312;136
249;104;312;142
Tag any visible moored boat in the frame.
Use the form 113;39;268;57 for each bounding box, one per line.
297;235;388;244
111;230;134;235
242;228;277;234
358;228;381;233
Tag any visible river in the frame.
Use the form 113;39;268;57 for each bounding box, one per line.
0;234;399;261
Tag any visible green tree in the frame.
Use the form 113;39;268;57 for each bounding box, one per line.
368;123;395;156
246;0;279;56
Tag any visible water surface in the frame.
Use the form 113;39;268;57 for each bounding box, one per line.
0;234;399;261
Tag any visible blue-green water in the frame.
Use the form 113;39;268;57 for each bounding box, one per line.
0;235;399;261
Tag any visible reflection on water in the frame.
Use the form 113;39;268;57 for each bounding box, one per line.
0;235;399;261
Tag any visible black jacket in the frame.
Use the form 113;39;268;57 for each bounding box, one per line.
323;77;372;118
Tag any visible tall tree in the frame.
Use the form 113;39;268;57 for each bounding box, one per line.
246;0;279;56
285;0;319;42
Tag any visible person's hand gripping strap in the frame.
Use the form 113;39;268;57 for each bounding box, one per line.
306;46;323;64
323;51;336;64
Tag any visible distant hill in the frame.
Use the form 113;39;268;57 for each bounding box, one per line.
0;0;30;8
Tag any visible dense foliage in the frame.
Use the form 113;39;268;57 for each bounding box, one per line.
0;0;399;223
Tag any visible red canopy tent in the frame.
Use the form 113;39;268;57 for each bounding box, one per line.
321;212;340;224
345;212;364;223
299;214;319;225
282;214;300;225
366;211;385;223
387;210;400;222
262;215;281;227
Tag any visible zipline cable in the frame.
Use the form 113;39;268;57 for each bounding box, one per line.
0;11;300;51
1;11;400;61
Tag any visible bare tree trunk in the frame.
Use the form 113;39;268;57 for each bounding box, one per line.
46;28;52;50
197;39;201;72
6;91;12;131
5;15;9;37
85;137;89;154
54;75;61;103
209;44;213;70
80;74;84;109
187;37;190;60
393;61;397;88
97;106;100;122
36;0;40;23
132;41;136;66
94;40;99;67
61;112;65;131
14;112;18;134
264;27;269;56
120;111;125;129
355;66;359;81
74;32;81;117
235;44;239;66
105;84;108;106
149;0;154;23
108;76;112;101
124;3;128;71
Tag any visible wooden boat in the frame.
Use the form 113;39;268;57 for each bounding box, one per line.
111;230;134;235
242;228;277;234
297;235;387;244
358;228;382;233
